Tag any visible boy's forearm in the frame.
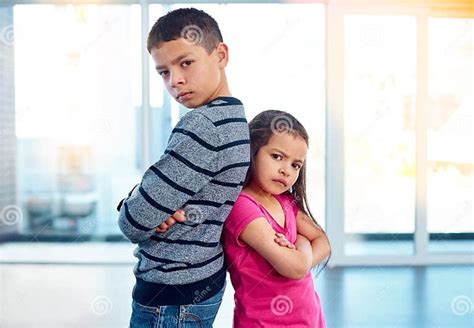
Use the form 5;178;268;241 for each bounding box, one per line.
117;169;179;243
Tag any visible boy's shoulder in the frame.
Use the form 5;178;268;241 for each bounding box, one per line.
180;96;246;128
172;96;248;147
193;97;247;125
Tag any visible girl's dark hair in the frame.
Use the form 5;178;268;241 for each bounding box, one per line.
147;8;223;54
244;110;331;275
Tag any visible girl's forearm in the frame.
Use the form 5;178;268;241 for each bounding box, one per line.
310;235;331;267
273;235;312;280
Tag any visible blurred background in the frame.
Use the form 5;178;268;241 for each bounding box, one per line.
0;0;472;327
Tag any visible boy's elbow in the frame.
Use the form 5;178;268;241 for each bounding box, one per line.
118;211;149;244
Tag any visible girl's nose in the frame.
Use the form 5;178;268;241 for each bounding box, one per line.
279;167;289;177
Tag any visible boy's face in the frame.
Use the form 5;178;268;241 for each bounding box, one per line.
151;38;229;109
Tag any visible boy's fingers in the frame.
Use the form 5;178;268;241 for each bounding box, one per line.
165;218;177;225
156;223;169;232
155;215;181;233
173;211;186;222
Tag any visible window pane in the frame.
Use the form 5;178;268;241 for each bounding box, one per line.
344;15;417;255
149;6;164;108
14;4;142;237
0;7;16;237
427;18;473;253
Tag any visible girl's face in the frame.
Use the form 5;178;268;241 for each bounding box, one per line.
249;133;307;196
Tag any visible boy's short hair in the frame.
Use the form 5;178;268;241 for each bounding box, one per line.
147;8;223;54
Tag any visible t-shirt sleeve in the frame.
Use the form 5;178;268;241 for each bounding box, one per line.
225;195;266;247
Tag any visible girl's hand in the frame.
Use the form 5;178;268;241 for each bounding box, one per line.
274;232;296;249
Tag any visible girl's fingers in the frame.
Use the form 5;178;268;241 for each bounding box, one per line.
274;233;296;249
274;234;296;249
274;237;290;246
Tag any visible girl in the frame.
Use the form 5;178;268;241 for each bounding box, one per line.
223;110;330;327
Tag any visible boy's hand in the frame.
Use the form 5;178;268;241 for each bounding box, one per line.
274;232;296;249
155;209;186;233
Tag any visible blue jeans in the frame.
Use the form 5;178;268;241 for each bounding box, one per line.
129;284;225;328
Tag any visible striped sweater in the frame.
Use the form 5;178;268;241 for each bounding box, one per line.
118;97;250;306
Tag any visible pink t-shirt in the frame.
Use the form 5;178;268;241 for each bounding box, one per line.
223;192;326;328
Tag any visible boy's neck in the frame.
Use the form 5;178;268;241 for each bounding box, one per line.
212;75;231;100
198;78;231;108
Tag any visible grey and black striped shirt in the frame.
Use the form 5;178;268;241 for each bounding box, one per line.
118;96;250;306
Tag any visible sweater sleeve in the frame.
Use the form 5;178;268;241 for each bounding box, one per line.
118;112;221;243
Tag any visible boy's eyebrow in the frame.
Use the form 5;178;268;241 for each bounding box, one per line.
155;53;193;70
270;147;305;163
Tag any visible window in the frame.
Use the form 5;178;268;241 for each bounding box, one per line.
427;18;473;253
13;4;142;237
343;15;417;255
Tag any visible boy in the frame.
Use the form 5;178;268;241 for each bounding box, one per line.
117;8;250;327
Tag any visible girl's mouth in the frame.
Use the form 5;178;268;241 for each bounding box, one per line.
273;179;287;187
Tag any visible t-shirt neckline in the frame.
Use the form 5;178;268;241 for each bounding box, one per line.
240;191;287;231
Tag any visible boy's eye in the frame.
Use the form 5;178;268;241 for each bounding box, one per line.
158;70;169;77
181;60;193;67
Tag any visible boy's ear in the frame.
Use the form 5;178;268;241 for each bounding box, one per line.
215;42;229;68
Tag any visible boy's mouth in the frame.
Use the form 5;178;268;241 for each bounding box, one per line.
177;92;192;102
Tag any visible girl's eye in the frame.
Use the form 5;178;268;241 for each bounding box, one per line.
158;70;169;77
271;154;282;160
293;163;302;170
181;60;193;67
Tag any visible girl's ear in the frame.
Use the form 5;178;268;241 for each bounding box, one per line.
215;42;229;68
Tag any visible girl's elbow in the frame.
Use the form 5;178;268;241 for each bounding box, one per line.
278;261;311;280
324;241;332;258
288;266;309;280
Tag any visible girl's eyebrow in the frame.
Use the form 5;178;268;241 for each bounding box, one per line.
270;147;305;164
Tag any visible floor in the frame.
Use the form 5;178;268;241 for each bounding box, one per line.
0;244;473;327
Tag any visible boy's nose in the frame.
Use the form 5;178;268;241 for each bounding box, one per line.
170;70;185;88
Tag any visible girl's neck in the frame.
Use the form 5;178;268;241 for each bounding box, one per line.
242;183;274;204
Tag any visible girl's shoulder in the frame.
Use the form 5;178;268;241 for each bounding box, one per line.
224;192;267;234
236;191;296;209
232;192;262;211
